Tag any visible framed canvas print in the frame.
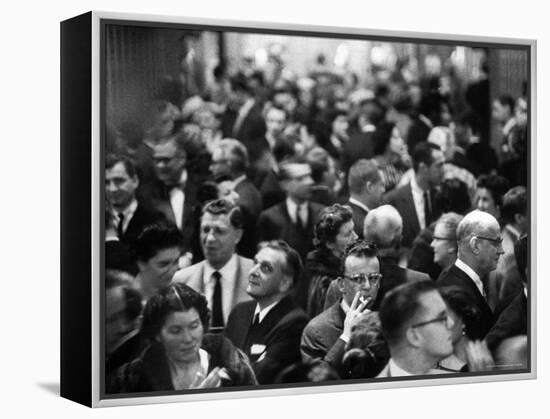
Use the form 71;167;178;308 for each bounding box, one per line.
60;10;536;408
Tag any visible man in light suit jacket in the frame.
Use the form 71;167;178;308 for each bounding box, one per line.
225;241;309;384
383;142;445;249
437;210;502;339
172;199;253;328
377;281;454;377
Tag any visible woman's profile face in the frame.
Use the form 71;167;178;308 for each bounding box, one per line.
330;220;358;257
159;308;204;364
389;127;406;155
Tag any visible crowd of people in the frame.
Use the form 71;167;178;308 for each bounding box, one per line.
104;53;529;393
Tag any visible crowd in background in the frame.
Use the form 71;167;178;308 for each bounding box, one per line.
104;51;529;393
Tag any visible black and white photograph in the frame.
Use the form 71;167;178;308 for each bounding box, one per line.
95;13;534;404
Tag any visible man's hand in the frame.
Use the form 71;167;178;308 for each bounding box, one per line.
465;340;495;372
341;292;371;342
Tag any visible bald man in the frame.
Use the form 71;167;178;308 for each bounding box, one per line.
437;210;502;338
324;205;430;310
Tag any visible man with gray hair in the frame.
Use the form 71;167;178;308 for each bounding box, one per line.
324;205;430;310
210;138;263;257
437;209;502;338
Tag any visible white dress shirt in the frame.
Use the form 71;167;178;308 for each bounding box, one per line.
253;298;281;324
203;254;239;323
286;198;308;227
455;258;485;297
112;199;138;234
169;170;187;230
410;177;428;230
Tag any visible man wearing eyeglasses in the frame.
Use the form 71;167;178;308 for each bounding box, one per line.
377;280;455;377
225;241;309;384
437;210;502;339
300;241;381;369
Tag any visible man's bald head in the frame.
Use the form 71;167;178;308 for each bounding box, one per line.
456;210;503;277
363;205;403;249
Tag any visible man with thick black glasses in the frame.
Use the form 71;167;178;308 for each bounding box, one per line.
377;280;455;377
437;209;503;338
300;240;381;369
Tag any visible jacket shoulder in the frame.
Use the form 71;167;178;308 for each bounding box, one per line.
172;261;203;284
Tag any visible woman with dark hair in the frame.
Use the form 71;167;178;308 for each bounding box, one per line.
372;121;411;192
108;283;257;393
304;204;358;317
437;286;485;372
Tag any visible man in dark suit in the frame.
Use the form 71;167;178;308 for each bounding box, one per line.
341;95;385;173
347;159;386;238
257;158;324;261
221;73;266;147
138;134;199;258
172;199;253;329
210;138;263;258
225;241;309;384
105;154;165;247
301;241;381;369
437;210;503;339
485;235;528;353
377;280;454;377
324;205;430;310
383;142;445;249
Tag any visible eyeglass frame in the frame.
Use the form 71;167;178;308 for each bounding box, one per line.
342;272;383;287
410;313;452;329
474;235;503;246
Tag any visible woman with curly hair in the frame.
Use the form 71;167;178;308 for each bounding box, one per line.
108;283;257;393
304;204;358;317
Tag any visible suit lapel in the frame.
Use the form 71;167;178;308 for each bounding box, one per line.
404;183;421;232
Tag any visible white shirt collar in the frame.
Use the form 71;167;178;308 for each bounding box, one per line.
388;358;413;377
112;199;138;232
340;299;350;314
286;198;308;224
254;299;281;324
502;117;517;136
231;174;247;188
349;197;369;213
203;254;239;323
505;224;521;241
455;258;484;296
410;177;428;230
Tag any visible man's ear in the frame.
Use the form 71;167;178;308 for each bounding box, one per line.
405;326;422;348
469;236;480;255
515;213;526;227
132;175;139;188
337;276;345;293
279;274;292;294
137;261;146;272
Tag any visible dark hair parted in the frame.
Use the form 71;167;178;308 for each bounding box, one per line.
140;283;210;341
439;286;484;340
258;240;303;287
339;240;379;276
314;204;353;249
477;174;511;209
201;198;244;229
411;142;441;173
105;154;138;179
501;186;527;225
133;222;182;262
379;280;436;346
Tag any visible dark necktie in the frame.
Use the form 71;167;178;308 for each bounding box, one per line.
117;212;125;238
211;271;224;328
295;205;305;231
424;190;433;226
252;312;260;327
